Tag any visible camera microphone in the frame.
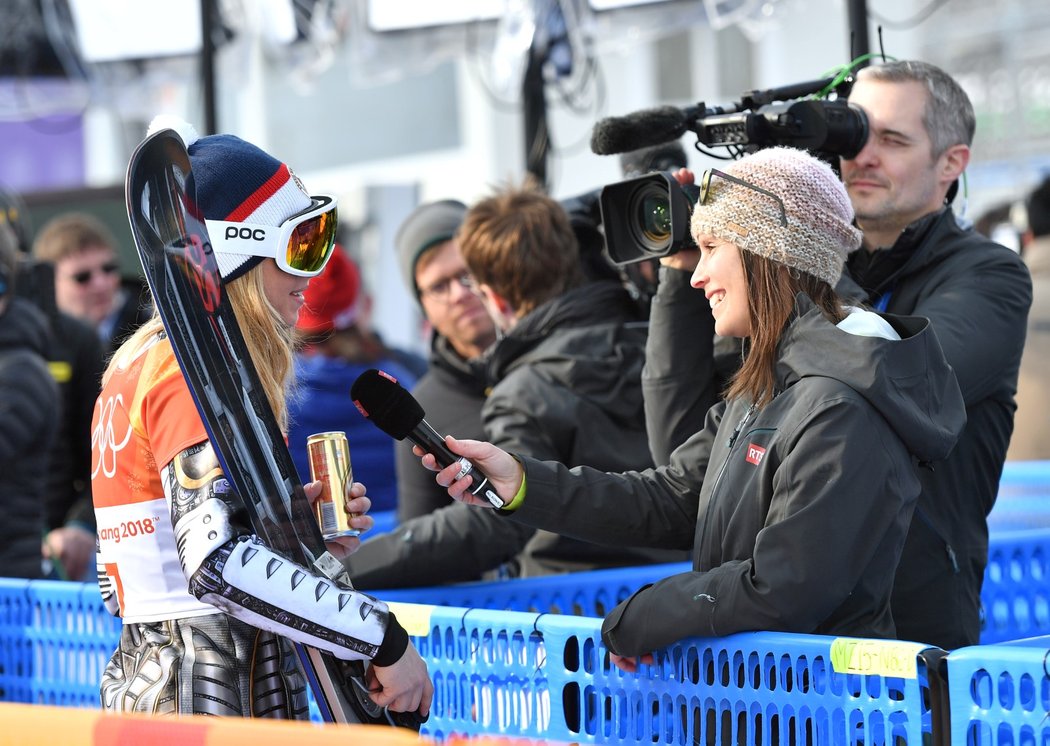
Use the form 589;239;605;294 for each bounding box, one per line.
590;105;702;156
350;369;506;509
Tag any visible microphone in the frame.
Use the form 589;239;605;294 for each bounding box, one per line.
590;104;703;156
350;369;506;509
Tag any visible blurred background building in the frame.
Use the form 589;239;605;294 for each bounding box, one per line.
2;0;1048;353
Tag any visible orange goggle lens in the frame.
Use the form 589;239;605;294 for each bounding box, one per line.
286;207;337;274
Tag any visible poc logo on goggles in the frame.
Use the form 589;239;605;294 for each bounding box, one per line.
225;226;267;241
206;193;338;278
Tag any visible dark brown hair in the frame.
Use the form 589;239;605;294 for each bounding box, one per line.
725;251;846;407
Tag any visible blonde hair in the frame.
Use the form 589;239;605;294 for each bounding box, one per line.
104;262;296;429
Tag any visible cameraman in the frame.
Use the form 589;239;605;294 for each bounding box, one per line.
643;60;1030;650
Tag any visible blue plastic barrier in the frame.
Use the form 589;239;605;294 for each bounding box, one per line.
981;530;1050;644
374;528;1050;646
415;608;935;744
378;562;686;616
990;461;1050;532
0;579;934;743
944;637;1050;745
0;580;121;708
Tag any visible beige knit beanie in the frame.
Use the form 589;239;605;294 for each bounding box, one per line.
690;147;862;286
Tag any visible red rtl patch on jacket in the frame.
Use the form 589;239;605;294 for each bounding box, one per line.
745;443;766;465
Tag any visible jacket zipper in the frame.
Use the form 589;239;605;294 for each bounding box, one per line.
696;403;757;562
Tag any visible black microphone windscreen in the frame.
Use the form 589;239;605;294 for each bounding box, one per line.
590;106;690;156
350;369;424;440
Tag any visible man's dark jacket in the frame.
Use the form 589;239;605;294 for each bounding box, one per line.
644;208;1031;649
43;311;105;533
0;297;60;579
349;280;684;588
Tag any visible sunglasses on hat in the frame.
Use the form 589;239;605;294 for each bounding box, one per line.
207;195;338;278
699;168;788;228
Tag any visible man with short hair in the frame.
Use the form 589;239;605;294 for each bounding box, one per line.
841;61;1030;649
643;60;1031;650
32;212;150;354
391;200;497;521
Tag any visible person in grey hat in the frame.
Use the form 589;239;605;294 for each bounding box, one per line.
644;60;1032;652
391;200;496;521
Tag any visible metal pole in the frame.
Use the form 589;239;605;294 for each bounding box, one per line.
522;42;549;189
201;0;218;134
847;0;870;67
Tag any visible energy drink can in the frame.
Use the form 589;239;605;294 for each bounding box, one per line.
307;431;360;539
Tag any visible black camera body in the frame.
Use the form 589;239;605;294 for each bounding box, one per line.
600;172;699;265
597;82;869;265
695;99;868;155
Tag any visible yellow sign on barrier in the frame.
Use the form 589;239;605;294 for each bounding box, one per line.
386;602;436;637
828;638;925;679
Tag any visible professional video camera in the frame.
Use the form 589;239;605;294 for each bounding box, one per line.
593;75;869;265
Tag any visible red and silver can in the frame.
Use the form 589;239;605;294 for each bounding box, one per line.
307;431;359;539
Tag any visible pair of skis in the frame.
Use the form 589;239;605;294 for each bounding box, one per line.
125;128;420;729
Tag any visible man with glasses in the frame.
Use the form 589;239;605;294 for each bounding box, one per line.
388;199;497;522
347;182;684;589
32;211;151;355
643;60;1031;651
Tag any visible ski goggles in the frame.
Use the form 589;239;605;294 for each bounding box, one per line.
207;194;338;278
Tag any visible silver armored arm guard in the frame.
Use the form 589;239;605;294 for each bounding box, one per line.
165;442;389;661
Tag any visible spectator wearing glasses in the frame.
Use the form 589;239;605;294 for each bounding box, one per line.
418;148;965;664
388;200;497;522
32;212;152;356
91;118;431;719
347;181;683;589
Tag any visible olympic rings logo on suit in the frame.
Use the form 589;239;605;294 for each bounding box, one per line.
92;394;133;479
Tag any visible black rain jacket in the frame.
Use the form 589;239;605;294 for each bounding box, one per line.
644;208;1031;649
509;296;965;654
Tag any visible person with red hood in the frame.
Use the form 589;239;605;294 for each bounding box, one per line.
290;246;423;512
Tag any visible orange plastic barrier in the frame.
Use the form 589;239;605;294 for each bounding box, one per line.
0;703;429;746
